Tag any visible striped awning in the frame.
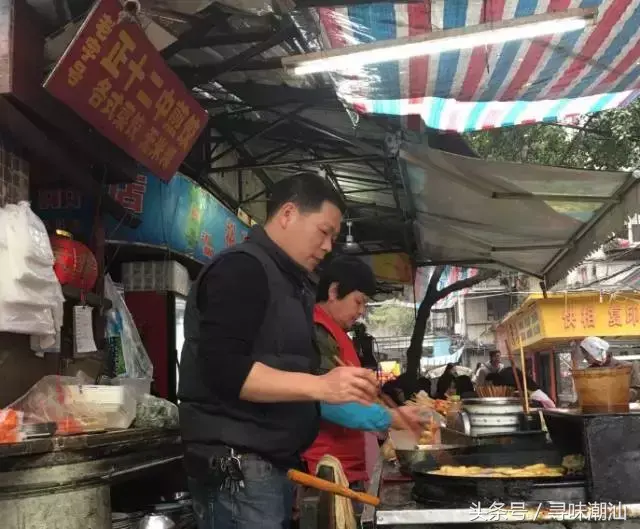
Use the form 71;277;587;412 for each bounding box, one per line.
316;0;640;131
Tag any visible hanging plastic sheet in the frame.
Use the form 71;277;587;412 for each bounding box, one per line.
104;275;154;380
288;0;640;131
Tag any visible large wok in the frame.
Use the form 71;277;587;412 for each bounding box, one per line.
411;446;585;506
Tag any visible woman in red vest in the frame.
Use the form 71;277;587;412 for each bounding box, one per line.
303;256;421;493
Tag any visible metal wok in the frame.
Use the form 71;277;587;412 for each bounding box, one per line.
411;447;585;506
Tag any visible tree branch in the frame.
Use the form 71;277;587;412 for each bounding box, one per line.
426;265;446;298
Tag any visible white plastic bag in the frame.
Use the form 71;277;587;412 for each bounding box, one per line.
0;202;63;339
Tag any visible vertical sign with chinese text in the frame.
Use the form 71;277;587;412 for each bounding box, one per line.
44;0;208;182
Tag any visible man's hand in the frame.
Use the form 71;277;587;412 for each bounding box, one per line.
315;367;379;405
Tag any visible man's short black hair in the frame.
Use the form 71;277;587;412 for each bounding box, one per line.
266;172;344;220
489;350;500;360
316;256;377;302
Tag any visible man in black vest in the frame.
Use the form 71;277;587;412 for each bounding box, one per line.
178;173;379;529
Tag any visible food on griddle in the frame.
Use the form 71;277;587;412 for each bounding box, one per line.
429;463;565;478
562;454;585;474
476;384;515;398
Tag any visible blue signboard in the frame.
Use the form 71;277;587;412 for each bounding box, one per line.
104;172;249;262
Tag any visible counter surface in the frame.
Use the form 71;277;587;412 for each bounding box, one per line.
0;427;180;460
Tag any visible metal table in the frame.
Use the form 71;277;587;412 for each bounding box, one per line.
361;457;640;528
0;428;182;529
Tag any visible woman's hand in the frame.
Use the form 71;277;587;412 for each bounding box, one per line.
389;406;424;431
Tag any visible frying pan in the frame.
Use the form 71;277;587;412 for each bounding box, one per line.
411;448;585;506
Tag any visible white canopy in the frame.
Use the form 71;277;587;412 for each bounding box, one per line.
401;138;640;285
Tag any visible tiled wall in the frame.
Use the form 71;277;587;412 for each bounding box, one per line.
0;135;29;207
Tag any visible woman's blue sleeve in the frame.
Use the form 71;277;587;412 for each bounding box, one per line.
320;402;392;431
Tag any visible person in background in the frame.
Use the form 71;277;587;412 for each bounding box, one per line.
472;362;483;383
381;379;405;406
352;322;378;370
474;350;505;385
435;370;457;400
417;376;432;395
178;174;380;529
485;368;556;409
454;375;477;398
304;256;422;507
395;373;420;403
572;336;640;401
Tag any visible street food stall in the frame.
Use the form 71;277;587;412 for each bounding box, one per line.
496;292;640;406
355;396;640;528
329;294;640;529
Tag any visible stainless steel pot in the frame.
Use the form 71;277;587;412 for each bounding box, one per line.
462;397;524;415
458;397;526;436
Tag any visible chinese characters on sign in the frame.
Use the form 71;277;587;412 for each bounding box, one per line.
108;174;148;215
562;301;640;332
44;0;208;182
469;501;627;522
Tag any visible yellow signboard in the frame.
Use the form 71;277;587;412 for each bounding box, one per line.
362;253;414;284
500;293;640;352
542;296;640;339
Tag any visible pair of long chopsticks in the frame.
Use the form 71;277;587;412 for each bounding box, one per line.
287;469;380;506
332;356;422;441
504;341;524;398
517;337;530;415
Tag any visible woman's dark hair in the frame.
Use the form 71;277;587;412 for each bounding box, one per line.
455;375;476;398
316;256;377;302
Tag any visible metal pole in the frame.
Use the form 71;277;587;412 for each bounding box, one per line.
210;104;307;165
210;155;381;173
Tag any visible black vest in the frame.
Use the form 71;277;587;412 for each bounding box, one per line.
178;229;320;469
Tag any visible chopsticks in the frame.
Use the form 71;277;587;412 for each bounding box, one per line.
476;385;514;398
518;336;530;415
505;340;524;399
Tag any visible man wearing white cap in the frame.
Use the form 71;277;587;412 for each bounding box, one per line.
573;337;640;401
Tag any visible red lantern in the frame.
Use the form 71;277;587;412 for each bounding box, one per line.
50;230;98;291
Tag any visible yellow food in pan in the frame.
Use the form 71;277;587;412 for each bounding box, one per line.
429;463;565;478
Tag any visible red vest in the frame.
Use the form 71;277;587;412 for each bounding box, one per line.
303;306;367;484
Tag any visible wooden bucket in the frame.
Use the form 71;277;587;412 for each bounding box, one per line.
572;365;632;413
